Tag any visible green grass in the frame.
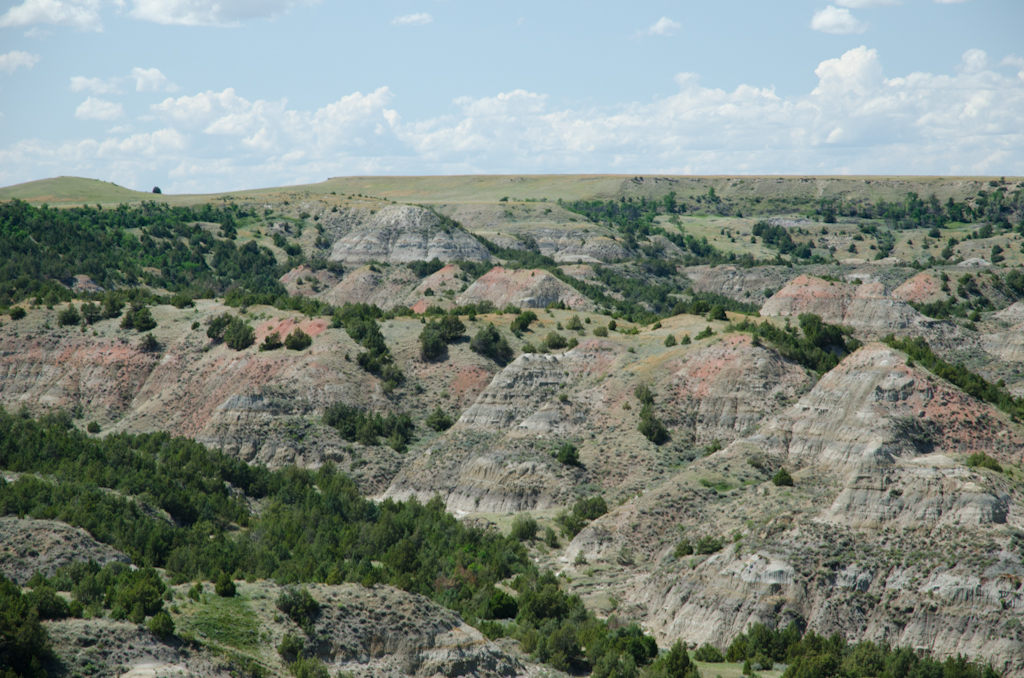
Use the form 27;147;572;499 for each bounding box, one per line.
691;657;783;678
178;594;260;650
0;176;151;205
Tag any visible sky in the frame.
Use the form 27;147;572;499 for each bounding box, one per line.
0;0;1022;193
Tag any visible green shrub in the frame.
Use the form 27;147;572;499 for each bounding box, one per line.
638;403;669;445
426;406;454;432
695;326;716;340
276;587;320;635
58;305;81;326
419;322;447;360
510;310;538;334
147;610;176;638
694;643;725;663
260;332;283;351
471;323;514;364
9;307;26;320
277;633;305;661
544;527;558;549
694;536;723;555
285;328;312;350
593;325;609;337
121;304;157;332
680;334;691;344
556;442;579;466
223;317;255;350
215;571;236;597
86;421;101;434
664;334;677;347
674;538;693;558
170;294;194;309
608;320;617;331
510;514;538;542
544;332;568;350
27;586;69;620
566;315;584;331
555;496;607;538
966;453;1003;473
706;305;728;322
772;467;794;487
139;333;160;352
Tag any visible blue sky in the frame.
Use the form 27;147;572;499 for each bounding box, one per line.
1;0;1022;193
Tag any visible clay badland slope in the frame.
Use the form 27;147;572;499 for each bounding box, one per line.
558;342;1024;675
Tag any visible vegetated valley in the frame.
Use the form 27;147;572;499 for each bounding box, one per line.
1;174;1024;678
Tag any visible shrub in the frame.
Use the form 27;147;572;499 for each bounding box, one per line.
260;332;283;351
9;307;26;320
27;586;69;620
471;324;514;364
695;326;716;340
139;333;160;352
147;610;176;638
122;304;157;332
772;467;794;487
544;332;568;350
58;305;81;326
426;406;453;432
639;409;669;444
556;442;579;466
634;384;655;405
290;657;330;678
207;313;231;340
694;643;725;663
276;587;320;634
674;538;693;558
680;334;691;345
87;421;101;434
544;527;558;549
510;514;538;542
81;303;101;324
510;310;538;334
608;320;617;331
285;329;313;350
223;318;255;350
966;453;1002;473
694;535;723;555
706;305;728;322
419;322;446;360
566;315;584;331
215;571;236;597
593;325;608;337
170;293;194;309
664;334;677;347
278;633;305;661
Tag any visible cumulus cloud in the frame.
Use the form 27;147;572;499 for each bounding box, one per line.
0;50;40;75
392;13;432;26
0;0;102;31
128;0;319;27
811;6;867;34
70;75;120;93
4;45;1022;191
75;96;124;120
131;67;178;92
643;17;681;36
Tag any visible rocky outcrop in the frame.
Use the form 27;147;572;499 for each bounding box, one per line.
328;205;491;265
457;267;594;311
892;271;947;305
759;274;854;323
761;275;958;339
561;342;1024;676
280;264;342;297
659;335;813;448
320;265;420;309
685;266;798;307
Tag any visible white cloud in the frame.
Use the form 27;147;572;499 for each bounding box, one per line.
3;46;1023;191
0;0;102;31
131;67;178;92
811;6;867;34
70;75;120;93
644;17;681;36
75;96;125;120
128;0;319;27
957;49;987;74
392;13;432;26
0;50;40;75
836;0;899;7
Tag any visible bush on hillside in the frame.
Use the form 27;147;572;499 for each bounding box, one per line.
285;328;312;350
